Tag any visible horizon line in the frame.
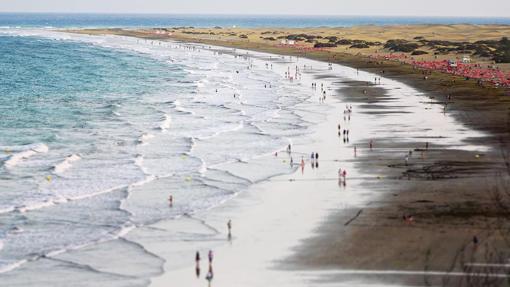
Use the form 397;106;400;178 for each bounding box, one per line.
0;12;510;19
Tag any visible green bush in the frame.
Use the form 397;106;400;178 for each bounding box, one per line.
411;50;428;55
314;42;337;48
385;39;420;53
493;37;510;63
350;43;370;49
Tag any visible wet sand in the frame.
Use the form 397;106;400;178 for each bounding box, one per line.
141;45;508;286
287;80;510;286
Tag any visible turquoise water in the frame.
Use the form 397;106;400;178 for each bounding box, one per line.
0;36;180;146
0;35;192;279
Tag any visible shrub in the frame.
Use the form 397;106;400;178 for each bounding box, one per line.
314;42;337;48
350;43;370;49
326;36;338;43
385;39;420;53
411;50;428;55
493;37;510;63
336;39;352;45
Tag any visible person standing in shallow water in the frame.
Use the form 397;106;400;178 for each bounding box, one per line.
227;219;232;238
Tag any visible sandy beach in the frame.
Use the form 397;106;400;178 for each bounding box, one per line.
65;28;510;286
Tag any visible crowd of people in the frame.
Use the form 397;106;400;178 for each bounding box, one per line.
370;53;510;87
412;60;510;87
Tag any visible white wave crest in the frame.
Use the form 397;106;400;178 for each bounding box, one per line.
159;114;172;131
53;154;81;174
138;133;155;145
0;259;27;274
4;144;49;169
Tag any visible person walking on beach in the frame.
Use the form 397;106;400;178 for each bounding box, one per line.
168;195;173;207
227;219;232;238
196;251;201;264
208;250;214;264
195;251;201;278
369;140;373;150
301;157;305;174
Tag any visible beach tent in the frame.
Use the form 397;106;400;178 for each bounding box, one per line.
280;39;296;45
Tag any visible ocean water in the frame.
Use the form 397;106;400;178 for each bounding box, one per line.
0;13;510;28
0;29;326;284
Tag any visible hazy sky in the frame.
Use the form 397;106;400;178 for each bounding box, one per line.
1;0;509;17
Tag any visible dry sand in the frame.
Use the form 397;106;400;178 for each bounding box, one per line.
75;24;510;71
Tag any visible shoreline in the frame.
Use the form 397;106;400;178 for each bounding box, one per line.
4;27;509;286
111;29;510;285
122;39;510;285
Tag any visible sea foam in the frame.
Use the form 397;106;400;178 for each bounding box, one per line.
4;144;49;168
53;154;81;174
